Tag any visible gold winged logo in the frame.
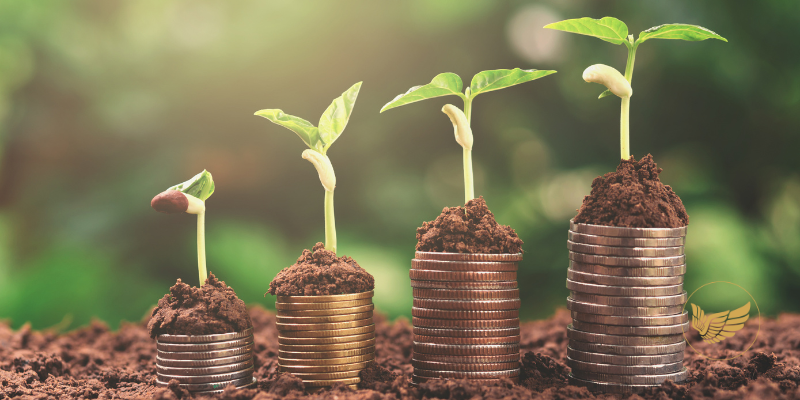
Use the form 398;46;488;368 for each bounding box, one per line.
690;302;750;343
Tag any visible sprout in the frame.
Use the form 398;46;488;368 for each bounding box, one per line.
151;170;215;286
545;17;727;160
381;68;556;204
255;82;362;255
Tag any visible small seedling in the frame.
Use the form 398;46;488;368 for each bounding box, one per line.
254;82;362;255
151;170;215;286
381;68;556;204
545;17;726;160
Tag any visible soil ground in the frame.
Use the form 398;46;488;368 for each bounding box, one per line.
268;243;374;296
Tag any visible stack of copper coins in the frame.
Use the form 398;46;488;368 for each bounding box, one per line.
155;328;256;394
410;252;523;385
275;291;376;391
566;220;689;394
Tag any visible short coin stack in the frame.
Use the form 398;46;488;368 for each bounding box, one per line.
275;291;376;391
566;220;689;394
410;252;523;385
155;328;256;394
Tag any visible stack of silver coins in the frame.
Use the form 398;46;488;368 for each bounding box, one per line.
275;291;376;391
155;328;256;394
566;220;689;394
410;252;522;385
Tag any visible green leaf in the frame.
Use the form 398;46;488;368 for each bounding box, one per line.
171;170;215;201
469;68;557;97
637;24;727;44
544;17;629;45
318;82;362;149
598;89;613;99
254;109;323;151
380;72;464;113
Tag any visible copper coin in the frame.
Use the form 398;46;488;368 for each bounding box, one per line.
570;291;687;307
566;357;683;374
571;320;690;336
302;377;361;387
276;312;373;324
567;269;684;286
278;346;375;359
415;252;523;262
413;342;519;356
276;291;374;303
278;361;370;373
276;304;374;316
275;298;372;310
571;311;689;327
410;270;517;282
412;317;519;329
412;298;521;311
570;261;686;277
156;360;253;376
569;252;686;267
289;370;361;380
156;336;253;352
412;368;520;378
568;341;686;356
413;288;519;300
278;324;374;338
568;241;684;257
154;376;255;392
412;307;519;320
413;334;520;345
567;298;684;316
276;318;373;331
567;347;683;366
278;353;374;366
156;353;252;368
156;327;254;344
412;375;519;384
278;338;376;352
567;325;684;346
566;280;684;296
412;360;519;371
571;368;689;385
278;332;375;345
412;259;518;272
411;353;519;364
413;327;520;338
157;366;254;384
157;344;254;360
570;220;686;238
568;231;685;247
410;280;518;290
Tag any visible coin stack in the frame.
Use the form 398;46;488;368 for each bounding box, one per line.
565;220;689;394
155;328;256;394
275;291;376;391
410;252;523;385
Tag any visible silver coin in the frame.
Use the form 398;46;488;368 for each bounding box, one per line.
567;298;684;317
155;376;255;392
568;375;656;394
567;347;683;365
568;340;686;356
156;327;254;344
568;231;685;247
156;353;252;368
413;327;520;338
570;291;687;307
567;280;684;296
190;377;257;394
571;320;690;336
568;241;684;257
571;311;689;327
568;270;683;287
412;368;520;378
570;261;686;277
572;368;689;385
567;325;684;346
156;336;254;352
570;220;687;238
157;344;254;360
156;359;253;376
157;366;254;384
570;252;686;267
567;357;683;375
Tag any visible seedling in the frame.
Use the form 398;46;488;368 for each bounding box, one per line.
254;82;362;255
381;68;556;203
545;17;726;160
151;170;215;286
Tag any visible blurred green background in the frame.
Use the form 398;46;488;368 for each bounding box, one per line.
0;1;798;330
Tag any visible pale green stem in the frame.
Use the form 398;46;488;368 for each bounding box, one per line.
197;211;207;286
620;40;638;160
462;95;475;203
325;189;337;254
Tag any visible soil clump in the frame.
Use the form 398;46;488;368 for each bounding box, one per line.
267;243;375;296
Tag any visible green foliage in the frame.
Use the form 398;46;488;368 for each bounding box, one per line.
470;69;557;97
544;17;629;45
380;73;465;112
170;170;215;201
598;89;613;99
252;110;323;152
637;24;728;44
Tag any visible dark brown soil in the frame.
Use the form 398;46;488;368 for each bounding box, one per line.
1;308;798;399
416;197;524;254
147;273;251;338
267;243;375;296
574;154;690;228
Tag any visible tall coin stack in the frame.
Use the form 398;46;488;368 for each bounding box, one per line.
565;220;689;394
155;328;256;394
275;291;376;391
410;252;523;385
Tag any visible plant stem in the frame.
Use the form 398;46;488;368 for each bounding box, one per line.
197;211;207;286
462;96;475;203
324;189;337;254
620;41;638;160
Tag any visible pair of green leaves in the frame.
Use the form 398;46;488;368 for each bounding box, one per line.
380;68;556;113
255;82;362;154
170;170;215;201
544;17;727;47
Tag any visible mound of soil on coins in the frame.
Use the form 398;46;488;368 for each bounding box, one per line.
147;272;251;338
268;242;375;296
416;197;523;254
574;154;689;228
1;308;798;399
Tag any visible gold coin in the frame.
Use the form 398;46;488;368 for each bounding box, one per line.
302;377;361;387
279;346;375;359
278;324;375;338
277;291;374;303
276;312;373;324
276;298;372;310
276;304;374;316
278;353;374;366
276;318;373;331
278;361;370;373
278;338;376;352
278;332;375;345
290;370;361;380
306;384;358;393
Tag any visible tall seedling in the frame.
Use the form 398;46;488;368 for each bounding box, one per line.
255;82;362;255
381;68;556;203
